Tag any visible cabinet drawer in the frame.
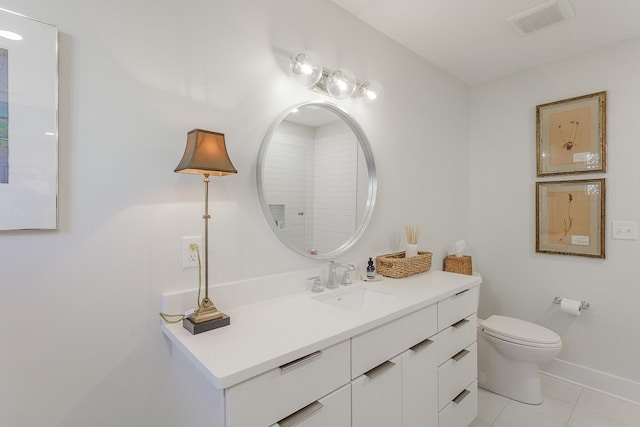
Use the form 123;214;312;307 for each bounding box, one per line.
270;383;351;427
351;304;437;379
226;340;350;427
437;286;478;331
438;380;478;427
437;314;476;365
352;355;402;427
438;342;477;411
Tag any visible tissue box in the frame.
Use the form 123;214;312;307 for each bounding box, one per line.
444;255;472;275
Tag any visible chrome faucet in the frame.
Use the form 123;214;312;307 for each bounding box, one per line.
327;262;355;289
340;264;356;286
327;262;341;289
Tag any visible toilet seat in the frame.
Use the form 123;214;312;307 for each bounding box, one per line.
480;315;561;348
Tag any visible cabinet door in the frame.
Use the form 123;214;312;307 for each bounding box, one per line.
402;338;438;427
352;355;402;427
270;384;351;427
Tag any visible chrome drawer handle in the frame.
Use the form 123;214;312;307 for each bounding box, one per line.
279;351;323;373
451;318;470;328
277;401;324;427
452;389;471;405
410;338;434;353
364;360;396;381
455;288;470;296
451;349;470;362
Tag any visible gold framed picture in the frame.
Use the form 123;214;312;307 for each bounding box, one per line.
536;179;605;258
536;91;606;177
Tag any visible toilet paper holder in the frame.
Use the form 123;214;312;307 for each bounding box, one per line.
553;296;590;310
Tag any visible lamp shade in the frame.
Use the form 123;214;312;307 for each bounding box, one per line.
175;129;238;176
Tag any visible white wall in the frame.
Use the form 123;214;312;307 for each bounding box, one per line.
470;37;640;396
0;1;470;425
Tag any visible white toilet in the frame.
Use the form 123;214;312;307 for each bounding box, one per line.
477;315;562;404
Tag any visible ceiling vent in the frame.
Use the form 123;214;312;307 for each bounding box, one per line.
507;0;575;35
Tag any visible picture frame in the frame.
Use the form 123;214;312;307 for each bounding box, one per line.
536;179;605;258
536;91;606;177
0;9;58;230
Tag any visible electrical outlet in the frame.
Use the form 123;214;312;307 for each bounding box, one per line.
182;236;203;269
612;221;638;240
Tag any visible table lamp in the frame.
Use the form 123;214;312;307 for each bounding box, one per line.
175;129;237;334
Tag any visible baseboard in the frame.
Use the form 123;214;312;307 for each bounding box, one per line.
541;358;640;405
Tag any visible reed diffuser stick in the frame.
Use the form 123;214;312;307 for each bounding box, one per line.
404;225;423;245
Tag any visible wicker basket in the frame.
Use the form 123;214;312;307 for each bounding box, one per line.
376;251;432;278
443;255;472;275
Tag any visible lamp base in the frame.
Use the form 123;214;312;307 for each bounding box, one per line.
183;313;230;335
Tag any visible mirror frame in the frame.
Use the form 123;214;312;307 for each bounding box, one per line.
257;100;377;260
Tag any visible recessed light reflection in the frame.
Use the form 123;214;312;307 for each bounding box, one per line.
0;30;22;41
45;132;56;136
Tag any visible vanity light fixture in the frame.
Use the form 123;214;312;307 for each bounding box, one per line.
289;51;384;103
175;129;237;334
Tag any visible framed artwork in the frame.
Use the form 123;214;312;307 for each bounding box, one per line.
536;179;605;258
0;9;58;230
536;91;606;177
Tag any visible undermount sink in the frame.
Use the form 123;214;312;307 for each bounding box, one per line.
312;284;404;312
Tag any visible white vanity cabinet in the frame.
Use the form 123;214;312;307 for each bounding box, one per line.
162;271;481;427
435;286;479;427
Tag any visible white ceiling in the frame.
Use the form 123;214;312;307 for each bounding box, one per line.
331;0;640;85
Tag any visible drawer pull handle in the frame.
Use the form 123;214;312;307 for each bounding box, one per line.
364;360;396;381
452;389;471;405
279;351;323;373
455;288;470;296
451;349;470;362
451;318;470;328
277;401;324;427
410;338;434;353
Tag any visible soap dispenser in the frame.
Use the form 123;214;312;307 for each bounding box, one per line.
367;257;376;279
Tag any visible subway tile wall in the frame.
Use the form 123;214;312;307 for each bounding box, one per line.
263;119;359;255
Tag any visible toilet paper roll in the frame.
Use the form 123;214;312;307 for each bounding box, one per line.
560;298;582;316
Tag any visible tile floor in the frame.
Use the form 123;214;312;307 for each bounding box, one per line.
471;373;640;427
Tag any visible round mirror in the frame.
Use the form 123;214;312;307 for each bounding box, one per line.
257;101;377;259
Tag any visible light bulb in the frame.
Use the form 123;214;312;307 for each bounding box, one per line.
289;51;323;87
326;68;356;99
358;80;384;104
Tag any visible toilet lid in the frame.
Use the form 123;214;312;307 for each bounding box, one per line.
480;315;561;345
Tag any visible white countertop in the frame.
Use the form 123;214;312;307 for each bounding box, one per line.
161;270;481;390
